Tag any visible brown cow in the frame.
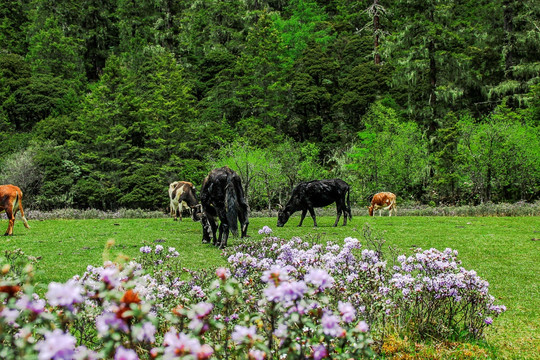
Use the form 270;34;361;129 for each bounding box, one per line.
368;192;397;216
168;181;197;221
0;185;30;235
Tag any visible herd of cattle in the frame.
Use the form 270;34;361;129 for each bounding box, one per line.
167;166;397;248
0;166;397;247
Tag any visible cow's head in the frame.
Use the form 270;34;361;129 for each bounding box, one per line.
368;205;374;216
191;204;204;222
276;205;290;227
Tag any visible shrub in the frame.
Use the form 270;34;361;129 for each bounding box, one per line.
0;228;505;359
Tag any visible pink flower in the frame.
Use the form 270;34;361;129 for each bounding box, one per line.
216;267;230;280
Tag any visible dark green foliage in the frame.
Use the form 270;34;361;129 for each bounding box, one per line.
0;0;538;210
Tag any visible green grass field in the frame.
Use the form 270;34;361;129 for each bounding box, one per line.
0;214;538;359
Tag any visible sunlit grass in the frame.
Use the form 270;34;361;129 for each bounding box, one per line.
0;214;538;359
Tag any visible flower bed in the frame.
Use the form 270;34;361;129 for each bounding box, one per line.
0;227;505;359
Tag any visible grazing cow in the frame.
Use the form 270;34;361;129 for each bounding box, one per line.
196;167;249;248
368;192;397;216
277;179;352;228
0;185;30;236
168;181;197;221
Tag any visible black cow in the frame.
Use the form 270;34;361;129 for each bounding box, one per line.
194;167;249;248
277;179;352;227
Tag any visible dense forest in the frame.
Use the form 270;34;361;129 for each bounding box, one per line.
0;0;539;211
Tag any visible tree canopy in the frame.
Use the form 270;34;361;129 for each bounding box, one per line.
0;0;538;210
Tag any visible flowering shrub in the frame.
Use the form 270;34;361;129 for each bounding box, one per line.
0;229;505;359
223;235;506;340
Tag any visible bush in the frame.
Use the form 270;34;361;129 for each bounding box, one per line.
0;227;505;359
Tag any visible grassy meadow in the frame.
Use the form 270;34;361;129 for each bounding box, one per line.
0;213;538;359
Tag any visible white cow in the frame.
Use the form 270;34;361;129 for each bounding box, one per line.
169;181;196;221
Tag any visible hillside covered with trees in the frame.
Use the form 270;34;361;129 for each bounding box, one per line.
0;0;539;211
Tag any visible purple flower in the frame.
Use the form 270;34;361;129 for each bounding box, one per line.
46;280;83;308
191;286;206;298
191;302;214;319
356;320;369;333
305;269;334;291
321;311;344;337
249;349;267;360
35;329;76;360
139;246;152;254
99;267;120;287
231;325;258;344
484;317;493;325
264;281;306;303
74;346;99;360
114;346;139;360
312;344;328;360
163;329;205;357
0;308;19;325
16;294;46;314
274;323;288;338
261;265;289;285
338;301;356;323
258;226;273;235
135;322;156;343
155;245;164;254
96;312;129;335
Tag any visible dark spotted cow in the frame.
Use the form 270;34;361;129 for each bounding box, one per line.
368;192;397;216
194;167;249;248
168;181;197;221
277;179;352;227
0;185;30;236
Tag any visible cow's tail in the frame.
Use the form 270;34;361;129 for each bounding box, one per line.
346;187;352;220
14;190;30;229
225;174;239;237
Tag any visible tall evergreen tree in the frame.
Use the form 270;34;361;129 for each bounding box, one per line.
385;0;478;137
490;0;540;108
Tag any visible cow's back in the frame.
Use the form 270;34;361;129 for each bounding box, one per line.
303;180;343;207
0;185;21;211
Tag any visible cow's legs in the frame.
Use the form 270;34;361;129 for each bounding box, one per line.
383;202;395;216
5;208;14;236
219;223;230;249
297;209;308;227
207;217;218;246
333;208;342;227
334;202;346;226
217;207;230;248
201;217;212;243
308;208;317;227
